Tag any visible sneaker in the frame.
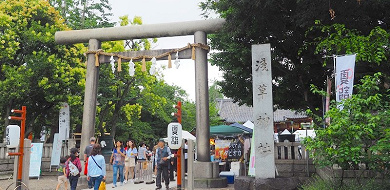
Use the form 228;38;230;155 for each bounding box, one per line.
124;180;127;184
155;186;162;190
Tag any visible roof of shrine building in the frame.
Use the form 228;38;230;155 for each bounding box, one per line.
216;99;308;123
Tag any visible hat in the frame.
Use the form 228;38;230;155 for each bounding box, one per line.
158;138;165;143
90;137;96;142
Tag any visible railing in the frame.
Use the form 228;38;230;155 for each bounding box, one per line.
42;143;69;159
274;142;308;160
0;143;10;159
0;143;68;160
1;142;305;161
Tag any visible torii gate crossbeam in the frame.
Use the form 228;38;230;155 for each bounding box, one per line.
55;19;225;165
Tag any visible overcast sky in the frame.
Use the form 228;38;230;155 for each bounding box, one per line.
109;0;222;101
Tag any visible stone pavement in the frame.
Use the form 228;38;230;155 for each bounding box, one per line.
0;172;233;190
81;180;177;190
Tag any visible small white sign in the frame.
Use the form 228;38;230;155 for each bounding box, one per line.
167;122;182;149
29;143;43;178
6;125;20;148
50;133;62;166
59;103;70;140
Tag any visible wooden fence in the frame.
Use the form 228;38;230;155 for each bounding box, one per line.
274;142;308;160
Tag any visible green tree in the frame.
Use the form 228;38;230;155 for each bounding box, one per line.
209;81;223;104
200;0;390;114
181;82;224;132
95;16;187;143
49;0;114;29
0;0;86;140
305;23;390;85
305;73;390;177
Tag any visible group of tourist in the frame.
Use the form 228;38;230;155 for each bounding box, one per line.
55;136;175;190
56;137;106;190
108;139;150;187
109;138;174;190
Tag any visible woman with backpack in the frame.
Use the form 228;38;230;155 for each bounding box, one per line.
88;144;106;190
66;148;82;190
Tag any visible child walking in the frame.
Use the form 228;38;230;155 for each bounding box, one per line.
56;157;68;190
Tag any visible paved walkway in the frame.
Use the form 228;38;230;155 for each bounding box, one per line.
81;180;177;190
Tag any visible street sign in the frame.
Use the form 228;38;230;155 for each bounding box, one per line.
168;122;182;149
58;103;70;140
227;140;244;162
6;125;20;148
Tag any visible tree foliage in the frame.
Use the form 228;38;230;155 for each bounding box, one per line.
0;0;86;139
200;0;390;114
181;82;224;132
93;15;188;143
304;73;390;174
49;0;114;29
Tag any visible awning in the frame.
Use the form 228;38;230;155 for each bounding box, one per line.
164;130;196;142
210;125;246;135
230;122;253;133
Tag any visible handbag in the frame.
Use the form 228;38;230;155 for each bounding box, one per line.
68;160;80;176
84;160;88;175
98;180;106;190
125;156;130;162
142;162;148;170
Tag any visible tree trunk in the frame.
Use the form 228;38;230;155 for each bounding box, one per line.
109;79;134;138
2;99;13;141
96;103;113;136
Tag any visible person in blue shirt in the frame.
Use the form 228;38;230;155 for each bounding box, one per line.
110;141;126;188
87;144;106;190
155;139;172;190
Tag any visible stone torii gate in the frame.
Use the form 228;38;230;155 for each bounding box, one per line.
55;19;228;187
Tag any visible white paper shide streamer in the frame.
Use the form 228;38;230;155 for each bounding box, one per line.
174;51;180;69
110;56;115;73
150;57;157;75
129;59;135;77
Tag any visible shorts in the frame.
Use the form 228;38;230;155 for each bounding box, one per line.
125;157;136;167
58;175;67;184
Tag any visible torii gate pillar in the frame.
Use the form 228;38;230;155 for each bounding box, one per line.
194;31;210;162
80;39;101;157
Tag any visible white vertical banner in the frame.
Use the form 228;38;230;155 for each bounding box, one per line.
248;132;255;176
335;55;356;103
59;103;70;141
50;133;62;166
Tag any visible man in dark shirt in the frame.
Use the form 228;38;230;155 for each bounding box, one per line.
83;137;96;189
155;139;172;190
